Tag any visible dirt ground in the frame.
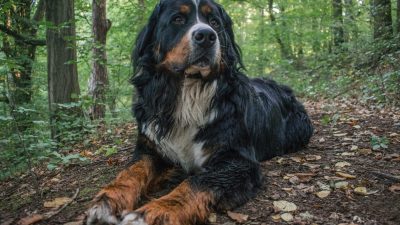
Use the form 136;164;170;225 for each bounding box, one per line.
1;100;400;225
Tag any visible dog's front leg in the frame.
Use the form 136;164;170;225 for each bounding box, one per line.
120;151;262;225
86;135;173;225
86;155;158;225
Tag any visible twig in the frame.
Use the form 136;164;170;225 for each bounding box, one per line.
43;188;80;220
371;171;400;183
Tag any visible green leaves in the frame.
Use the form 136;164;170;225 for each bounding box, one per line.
371;135;389;150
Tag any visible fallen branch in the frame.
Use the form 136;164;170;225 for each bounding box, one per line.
17;188;80;225
371;171;400;183
43;188;80;220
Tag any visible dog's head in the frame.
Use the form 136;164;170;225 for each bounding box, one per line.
133;0;242;79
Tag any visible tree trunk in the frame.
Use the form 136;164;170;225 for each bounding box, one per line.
344;0;359;42
371;0;393;40
267;0;293;60
45;0;81;139
88;0;111;120
332;0;345;48
257;8;267;75
397;0;400;34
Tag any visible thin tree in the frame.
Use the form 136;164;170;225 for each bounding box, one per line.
45;0;81;139
332;0;345;48
397;0;400;34
267;0;294;60
88;0;111;120
371;0;393;40
344;0;359;42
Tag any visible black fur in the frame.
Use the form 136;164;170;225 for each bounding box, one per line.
131;0;313;212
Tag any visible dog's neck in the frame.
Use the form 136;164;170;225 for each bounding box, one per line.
174;78;217;127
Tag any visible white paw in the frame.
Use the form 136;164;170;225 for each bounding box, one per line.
119;212;148;225
86;201;120;225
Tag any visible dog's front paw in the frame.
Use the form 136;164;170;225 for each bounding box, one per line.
119;212;148;225
86;199;120;225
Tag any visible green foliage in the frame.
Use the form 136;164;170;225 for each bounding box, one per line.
95;145;118;157
371;135;389;150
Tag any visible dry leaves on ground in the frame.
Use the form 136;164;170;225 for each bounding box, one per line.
227;211;249;223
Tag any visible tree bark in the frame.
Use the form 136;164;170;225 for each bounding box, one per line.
397;0;400;34
45;0;81;139
371;0;393;40
332;0;345;48
88;0;111;120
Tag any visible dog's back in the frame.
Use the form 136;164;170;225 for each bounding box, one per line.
249;78;313;161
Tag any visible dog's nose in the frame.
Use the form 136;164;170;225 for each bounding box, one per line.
193;28;216;48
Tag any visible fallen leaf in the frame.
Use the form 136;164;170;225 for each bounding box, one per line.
282;187;293;192
335;181;349;189
335;161;351;168
50;178;61;183
273;200;298;212
44;197;72;208
208;213;217;223
80;150;93;157
281;213;294;222
304;163;320;169
333;133;347;137
389;184;400;193
290;157;303;163
276;157;285;164
317;181;331;191
271;214;281;222
299;212;314;221
17;214;44;225
353;125;361;129
341;152;355;156
358;149;372;155
288;176;300;184
319;137;326;143
316;190;331;199
350;145;358;151
267;171;281;177
294;173;316;182
336;172;356;179
305;155;322;161
227;211;248;223
354;187;368;195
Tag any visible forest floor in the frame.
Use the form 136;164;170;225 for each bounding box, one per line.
1;99;400;225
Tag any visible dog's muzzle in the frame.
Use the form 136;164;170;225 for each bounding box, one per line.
185;24;220;78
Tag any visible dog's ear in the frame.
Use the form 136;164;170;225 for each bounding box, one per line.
217;5;244;71
132;3;162;70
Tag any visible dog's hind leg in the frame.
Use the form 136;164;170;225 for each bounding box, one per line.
120;150;262;225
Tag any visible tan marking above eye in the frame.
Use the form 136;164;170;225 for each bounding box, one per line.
180;4;191;14
201;4;212;14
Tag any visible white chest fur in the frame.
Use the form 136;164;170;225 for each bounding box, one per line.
142;79;217;172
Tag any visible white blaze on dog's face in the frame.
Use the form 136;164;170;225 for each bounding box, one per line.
155;0;223;78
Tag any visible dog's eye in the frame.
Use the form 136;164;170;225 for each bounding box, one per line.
172;15;186;25
209;18;220;28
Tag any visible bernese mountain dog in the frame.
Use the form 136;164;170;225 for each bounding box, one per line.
86;0;313;224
